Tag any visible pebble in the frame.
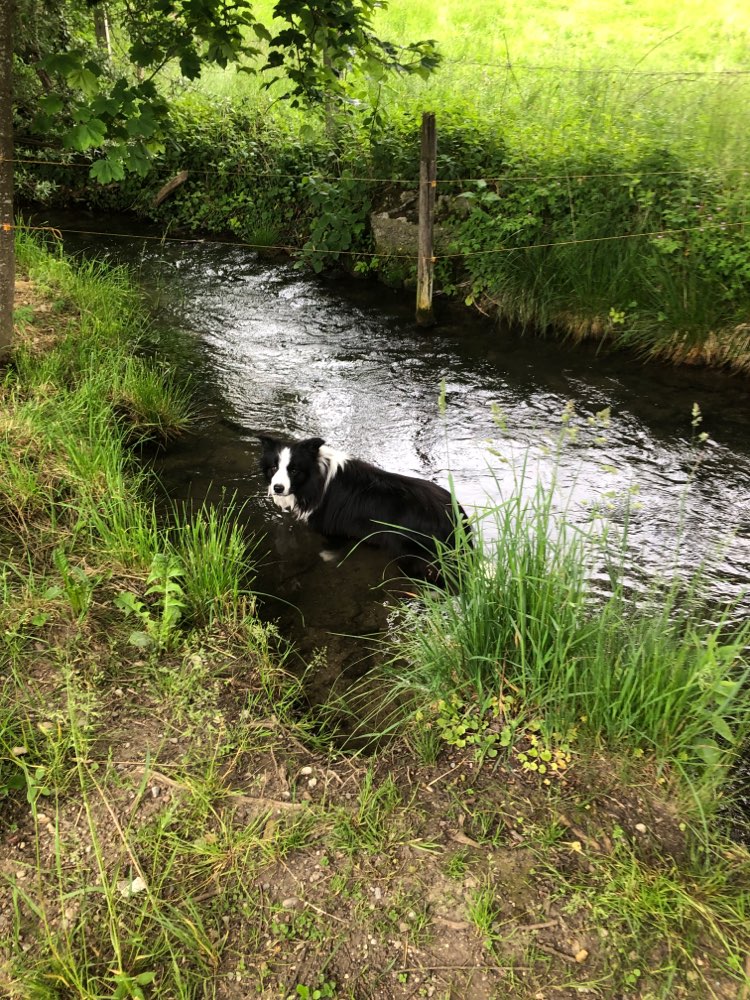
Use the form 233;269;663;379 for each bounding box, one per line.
299;766;313;776
634;823;647;833
281;897;300;909
307;777;318;789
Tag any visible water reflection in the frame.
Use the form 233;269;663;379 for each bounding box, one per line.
47;214;750;637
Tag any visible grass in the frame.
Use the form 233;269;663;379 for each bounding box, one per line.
385;450;750;815
193;0;750;174
3;233;750;998
371;0;750;165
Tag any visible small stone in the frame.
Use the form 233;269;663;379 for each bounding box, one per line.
281;897;299;909
299;766;313;776
634;822;647;833
117;876;147;897
150;785;161;798
307;777;318;789
575;948;589;963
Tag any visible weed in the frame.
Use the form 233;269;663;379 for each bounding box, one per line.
444;847;471;880
467;879;501;947
115;552;186;652
389;464;750;815
330;768;404;856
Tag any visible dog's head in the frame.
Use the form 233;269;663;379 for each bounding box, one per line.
259;436;325;509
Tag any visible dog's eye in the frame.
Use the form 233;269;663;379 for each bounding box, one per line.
288;466;296;475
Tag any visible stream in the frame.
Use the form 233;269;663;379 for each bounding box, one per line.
45;211;750;694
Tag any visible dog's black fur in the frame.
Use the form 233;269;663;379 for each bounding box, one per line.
259;435;469;579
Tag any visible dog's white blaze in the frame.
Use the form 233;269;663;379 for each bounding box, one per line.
318;445;349;492
269;446;292;497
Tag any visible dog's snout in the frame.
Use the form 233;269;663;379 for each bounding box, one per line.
273;483;285;494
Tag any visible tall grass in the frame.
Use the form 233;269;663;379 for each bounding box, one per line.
4;231;262;626
192;0;750;174
170;499;262;625
390;474;750;802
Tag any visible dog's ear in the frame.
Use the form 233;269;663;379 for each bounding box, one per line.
301;437;325;453
259;435;279;452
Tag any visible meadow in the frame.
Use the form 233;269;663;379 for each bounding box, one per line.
197;0;750;172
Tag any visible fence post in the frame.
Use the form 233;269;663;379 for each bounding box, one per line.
416;111;436;328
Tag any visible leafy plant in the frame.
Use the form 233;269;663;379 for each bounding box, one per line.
115;552;186;651
52;546;96;619
295;979;337;999
111;969;156;1000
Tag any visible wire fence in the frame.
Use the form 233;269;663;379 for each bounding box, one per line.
6;217;746;264
6;88;749;269
7;152;749;188
442;58;750;79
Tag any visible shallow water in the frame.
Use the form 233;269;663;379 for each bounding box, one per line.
47;211;750;685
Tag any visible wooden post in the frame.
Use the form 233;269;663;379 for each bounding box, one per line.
416;111;436;328
0;0;15;361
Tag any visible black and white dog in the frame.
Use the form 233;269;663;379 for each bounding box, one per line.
259;435;469;580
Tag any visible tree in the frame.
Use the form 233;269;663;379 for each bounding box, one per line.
1;0;439;352
1;0;14;359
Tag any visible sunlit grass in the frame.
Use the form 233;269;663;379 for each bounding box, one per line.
387;468;750;810
188;0;750;174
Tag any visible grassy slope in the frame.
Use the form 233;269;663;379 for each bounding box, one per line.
198;0;750;171
1;238;750;998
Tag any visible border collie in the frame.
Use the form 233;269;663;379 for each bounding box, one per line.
259;435;469;580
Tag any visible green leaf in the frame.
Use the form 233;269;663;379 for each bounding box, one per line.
129;631;153;649
39;94;64;115
710;715;735;745
90;159;125;184
66;120;107;152
67;67;100;97
42;52;81;76
180;48;202;79
90;95;121;118
130;40;160;67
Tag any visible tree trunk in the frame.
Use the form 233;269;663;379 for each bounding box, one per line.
93;5;112;58
0;0;14;361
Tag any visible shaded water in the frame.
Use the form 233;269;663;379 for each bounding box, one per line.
49;213;750;687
